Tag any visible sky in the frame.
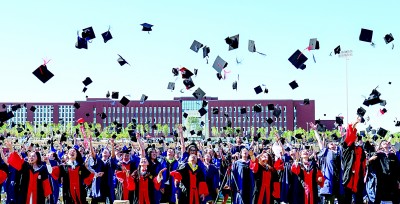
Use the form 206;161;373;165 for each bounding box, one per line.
1;0;400;132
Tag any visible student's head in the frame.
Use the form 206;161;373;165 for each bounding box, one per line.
139;157;149;166
300;149;309;159
204;154;212;163
28;151;42;165
378;140;390;150
240;148;249;160
188;154;198;164
102;148;110;159
327;142;337;151
167;148;175;158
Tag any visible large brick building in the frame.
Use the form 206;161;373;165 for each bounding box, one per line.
1;97;315;138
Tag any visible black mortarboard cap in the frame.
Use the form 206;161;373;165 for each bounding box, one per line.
317;124;327;132
232;81;238;90
288;50;307;69
366;125;373;132
180;67;194;79
172;68;179;76
202;100;208;108
167;82;175;91
120;96;130;107
183;112;188;118
141;23;153;32
75;36;88;49
380;100;387;106
111;92;119;99
117;54;130;66
309;38;320;50
196;130;202;136
198;107;207;117
192;87;206;99
267;118;274;124
85;113;90;117
336;117;343;126
357;107;366;117
212;56;228;73
200;121;205;126
240;108;246;114
73;102;80;109
194;69;198;76
82;27;96;40
140;94;148;103
225;34;239;50
82;77;92;86
190;130;195;135
151;124;157;130
289;80;299;90
295;133;303;139
99;112;107;119
268;104;275;111
254;85;262;94
216;73;223;80
212;108;219;114
253;104;262;113
183;78;195;89
384;33;394;44
334;45;341;55
101;30;112;43
11;104;21;111
33;65;54;83
203;46;210;58
377;127;388;137
248;40;256;52
182;126;187;131
190;40;203;53
1;104;5;109
303;99;310;105
273;108;281;117
359;28;373;43
363;88;382;106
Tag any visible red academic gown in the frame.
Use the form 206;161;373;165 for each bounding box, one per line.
8;152;52;204
115;162;136;200
129;169;162;204
273;158;283;199
51;162;94;204
291;162;324;204
170;163;208;204
250;159;274;204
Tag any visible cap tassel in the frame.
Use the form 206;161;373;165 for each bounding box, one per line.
223;69;231;80
392;43;394;50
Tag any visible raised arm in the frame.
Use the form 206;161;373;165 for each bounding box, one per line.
88;131;96;159
178;124;185;153
110;138;116;159
309;122;324;150
136;133;145;157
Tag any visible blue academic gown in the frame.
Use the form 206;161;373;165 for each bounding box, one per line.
48;159;60;204
90;156;118;203
318;147;345;197
279;154;293;203
160;158;179;203
231;159;254;204
202;164;220;204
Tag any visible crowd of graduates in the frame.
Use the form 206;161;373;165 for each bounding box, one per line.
0;118;399;204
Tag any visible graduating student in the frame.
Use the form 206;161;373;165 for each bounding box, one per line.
368;139;400;203
310;122;345;204
130;157;165;204
138;133;163;204
46;151;61;204
89;137;118;204
341;118;366;204
202;153;220;204
170;154;209;204
230;148;254;204
291;149;325;204
47;145;95;204
6;141;52;204
160;147;179;204
249;150;275;204
115;145;138;203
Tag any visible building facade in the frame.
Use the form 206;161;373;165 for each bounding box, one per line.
1;97;315;138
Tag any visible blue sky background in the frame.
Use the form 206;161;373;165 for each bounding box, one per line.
1;0;400;131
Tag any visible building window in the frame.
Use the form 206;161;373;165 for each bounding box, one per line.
140;107;143;113
216;117;218;122
172;107;175;113
284;117;286;122
229;107;232;112
168;117;170;123
284;106;287;112
145;107;147;113
149;107;152;113
234;107;236;112
167;107;170;113
163;107;166;113
257;117;259;122
177;107;179;113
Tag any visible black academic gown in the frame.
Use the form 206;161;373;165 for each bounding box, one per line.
51;163;94;204
369;151;400;203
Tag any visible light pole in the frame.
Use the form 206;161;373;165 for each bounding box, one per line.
339;50;353;125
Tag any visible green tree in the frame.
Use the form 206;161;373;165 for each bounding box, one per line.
211;126;219;137
162;124;169;136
